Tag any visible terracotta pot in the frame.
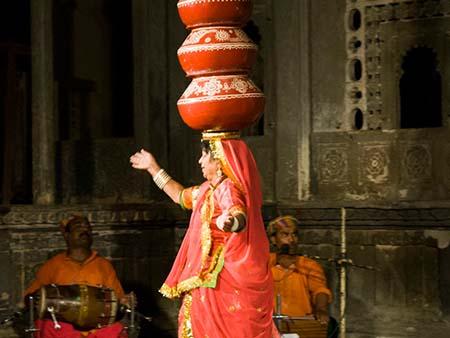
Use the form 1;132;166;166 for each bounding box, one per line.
178;27;257;77
177;75;264;131
177;0;253;29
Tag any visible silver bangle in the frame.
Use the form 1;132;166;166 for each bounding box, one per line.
153;169;172;190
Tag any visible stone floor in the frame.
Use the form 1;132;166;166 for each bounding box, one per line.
347;314;450;338
1;315;449;337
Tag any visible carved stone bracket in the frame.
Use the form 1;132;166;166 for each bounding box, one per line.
312;129;449;202
359;144;390;184
317;144;349;185
276;205;450;228
0;204;187;228
400;143;432;184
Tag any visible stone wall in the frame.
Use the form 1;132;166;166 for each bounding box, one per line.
58;138;154;204
311;128;450;202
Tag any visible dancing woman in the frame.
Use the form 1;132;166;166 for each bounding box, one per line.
130;132;278;338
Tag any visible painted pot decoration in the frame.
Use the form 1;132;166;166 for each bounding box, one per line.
177;0;253;29
178;27;257;77
177;75;265;130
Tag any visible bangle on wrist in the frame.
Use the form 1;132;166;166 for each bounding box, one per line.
153;169;172;190
230;217;240;232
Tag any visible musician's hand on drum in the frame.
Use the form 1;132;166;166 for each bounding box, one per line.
314;293;330;326
130;149;160;176
314;309;329;326
120;292;137;309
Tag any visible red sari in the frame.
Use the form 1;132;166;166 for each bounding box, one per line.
160;139;278;338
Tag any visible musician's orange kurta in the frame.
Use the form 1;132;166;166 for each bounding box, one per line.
25;250;124;299
24;251;126;338
270;253;332;316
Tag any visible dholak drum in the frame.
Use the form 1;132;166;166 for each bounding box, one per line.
34;284;121;331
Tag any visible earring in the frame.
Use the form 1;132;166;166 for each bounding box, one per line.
217;167;223;178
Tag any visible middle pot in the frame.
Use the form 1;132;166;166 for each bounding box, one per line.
178;27;257;77
177;75;265;131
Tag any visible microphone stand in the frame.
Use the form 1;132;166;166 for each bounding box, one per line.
339;207;347;338
24;296;39;337
275;294;282;329
300;208;376;338
283;208;378;338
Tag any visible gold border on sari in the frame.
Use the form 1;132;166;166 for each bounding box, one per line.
209;140;244;194
200;189;214;266
201;245;225;288
180;293;194;338
201;130;240;141
159;246;226;298
159;183;227;299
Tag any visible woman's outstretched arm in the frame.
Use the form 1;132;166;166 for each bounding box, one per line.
130;149;184;204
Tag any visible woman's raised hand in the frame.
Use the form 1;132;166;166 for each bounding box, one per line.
129;149;160;175
130;149;183;202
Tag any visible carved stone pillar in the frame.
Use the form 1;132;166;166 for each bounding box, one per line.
273;0;298;202
298;0;312;200
31;0;56;204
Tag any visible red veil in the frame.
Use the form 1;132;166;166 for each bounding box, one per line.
160;138;277;337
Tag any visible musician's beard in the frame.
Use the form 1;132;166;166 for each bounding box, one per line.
72;232;93;249
278;244;296;256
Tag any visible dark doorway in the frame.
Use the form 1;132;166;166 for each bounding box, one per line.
109;0;133;138
56;0;133;140
400;47;442;129
0;0;32;204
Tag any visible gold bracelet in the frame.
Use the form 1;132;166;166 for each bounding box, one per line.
153;169;172;190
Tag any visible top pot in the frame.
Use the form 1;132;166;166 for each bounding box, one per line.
177;0;253;29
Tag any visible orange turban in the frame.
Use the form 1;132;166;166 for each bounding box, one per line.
268;215;299;237
59;215;90;233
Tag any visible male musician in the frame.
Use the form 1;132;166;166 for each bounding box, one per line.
24;215;128;338
268;215;338;337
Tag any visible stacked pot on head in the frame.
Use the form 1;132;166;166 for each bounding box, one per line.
176;0;264;132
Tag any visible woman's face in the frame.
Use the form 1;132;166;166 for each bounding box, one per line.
198;150;219;181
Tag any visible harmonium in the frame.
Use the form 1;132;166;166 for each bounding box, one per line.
275;316;327;338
